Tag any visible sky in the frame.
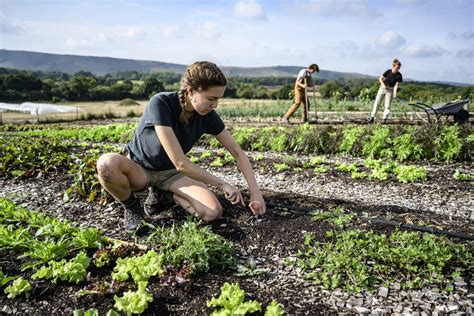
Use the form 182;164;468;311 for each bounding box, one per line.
1;0;473;84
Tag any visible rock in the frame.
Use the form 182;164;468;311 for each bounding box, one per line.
391;282;401;291
378;287;389;298
434;305;447;313
354;306;371;314
447;302;459;313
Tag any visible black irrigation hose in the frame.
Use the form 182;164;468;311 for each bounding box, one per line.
266;202;474;241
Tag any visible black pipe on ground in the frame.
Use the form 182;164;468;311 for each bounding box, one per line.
266;202;474;241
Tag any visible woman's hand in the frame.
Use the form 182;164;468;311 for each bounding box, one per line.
249;192;266;216
222;182;244;205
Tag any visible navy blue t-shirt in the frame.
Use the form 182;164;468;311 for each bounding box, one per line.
126;91;225;171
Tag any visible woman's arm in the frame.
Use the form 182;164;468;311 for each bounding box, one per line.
215;129;266;215
393;82;399;98
379;75;386;87
154;125;243;205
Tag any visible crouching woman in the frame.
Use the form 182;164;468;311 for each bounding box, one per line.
96;61;266;232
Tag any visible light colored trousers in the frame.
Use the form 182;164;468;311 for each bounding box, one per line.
371;86;393;119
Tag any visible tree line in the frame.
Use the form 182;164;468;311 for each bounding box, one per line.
0;67;471;103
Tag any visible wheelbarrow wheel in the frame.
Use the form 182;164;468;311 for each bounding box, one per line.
454;109;469;124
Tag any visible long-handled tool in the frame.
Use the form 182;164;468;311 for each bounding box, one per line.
304;78;309;122
312;85;317;120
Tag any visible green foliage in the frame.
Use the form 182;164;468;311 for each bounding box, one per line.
273;163;289;172
252;153;265;161
210;157;225;167
314;165;329;173
303;156;325;167
73;308;101;316
362;126;393;158
434;125;463;162
4;277;32;299
265;300;285;316
335;162;358;173
114;281;153;316
393;165;427;183
146;220;236;274
311;207;354;229
0;269;16;287
112;250;164;283
393;128;423;161
32;252;90;284
207;282;262;316
351;171;368;179
339;126;365;154
295;229;473;292
453;169;473;181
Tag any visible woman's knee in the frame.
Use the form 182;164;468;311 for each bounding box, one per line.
97;153;122;182
199;202;223;222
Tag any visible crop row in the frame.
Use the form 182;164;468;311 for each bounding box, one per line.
201;124;473;163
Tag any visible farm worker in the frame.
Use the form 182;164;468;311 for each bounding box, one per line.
96;61;266;233
283;63;319;123
368;59;403;124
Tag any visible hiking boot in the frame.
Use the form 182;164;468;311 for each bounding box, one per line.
382;118;388;124
144;187;174;217
282;116;290;124
123;200;145;233
367;117;375;124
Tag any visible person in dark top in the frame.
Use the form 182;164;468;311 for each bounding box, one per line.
368;59;403;124
97;61;266;232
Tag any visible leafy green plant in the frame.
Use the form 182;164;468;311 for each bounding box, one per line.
114;281;153;316
207;282;262;315
210;157;225;167
146;220;236;274
73;308;100;316
32;252;90;284
335;162;358;173
112;250;164;283
273;163;289;172
235;258;269;277
314;165;329;173
393;128;423;161
393;165;427;183
252;153;265;161
303;156;325;168
0;269;16;287
295;229;473;292
453;169;473;181
434;125;462;162
4;277;32;299
339;126;365;154
311;207;354;229
351;171;368;179
362;127;393;158
265;300;285;316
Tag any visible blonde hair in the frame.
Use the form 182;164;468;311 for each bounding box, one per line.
178;61;227;123
393;59;402;67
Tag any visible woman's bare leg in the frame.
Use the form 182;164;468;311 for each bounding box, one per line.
168;176;222;222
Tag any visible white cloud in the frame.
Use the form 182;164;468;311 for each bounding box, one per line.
196;21;220;40
456;49;474;58
118;28;145;40
404;44;447;57
448;31;474;40
234;0;267;20
0;13;24;34
285;0;382;18
160;25;181;39
376;31;406;49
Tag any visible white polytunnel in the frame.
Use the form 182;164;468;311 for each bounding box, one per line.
0;102;82;115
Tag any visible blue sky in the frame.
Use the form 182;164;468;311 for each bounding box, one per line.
1;0;473;83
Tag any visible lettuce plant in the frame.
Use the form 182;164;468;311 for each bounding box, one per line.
114;281;153;316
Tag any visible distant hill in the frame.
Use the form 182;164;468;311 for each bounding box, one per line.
0;49;373;80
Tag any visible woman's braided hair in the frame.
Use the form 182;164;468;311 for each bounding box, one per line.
178;61;227;123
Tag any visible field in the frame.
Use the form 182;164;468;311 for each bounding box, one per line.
2;97;462;124
0;119;473;315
